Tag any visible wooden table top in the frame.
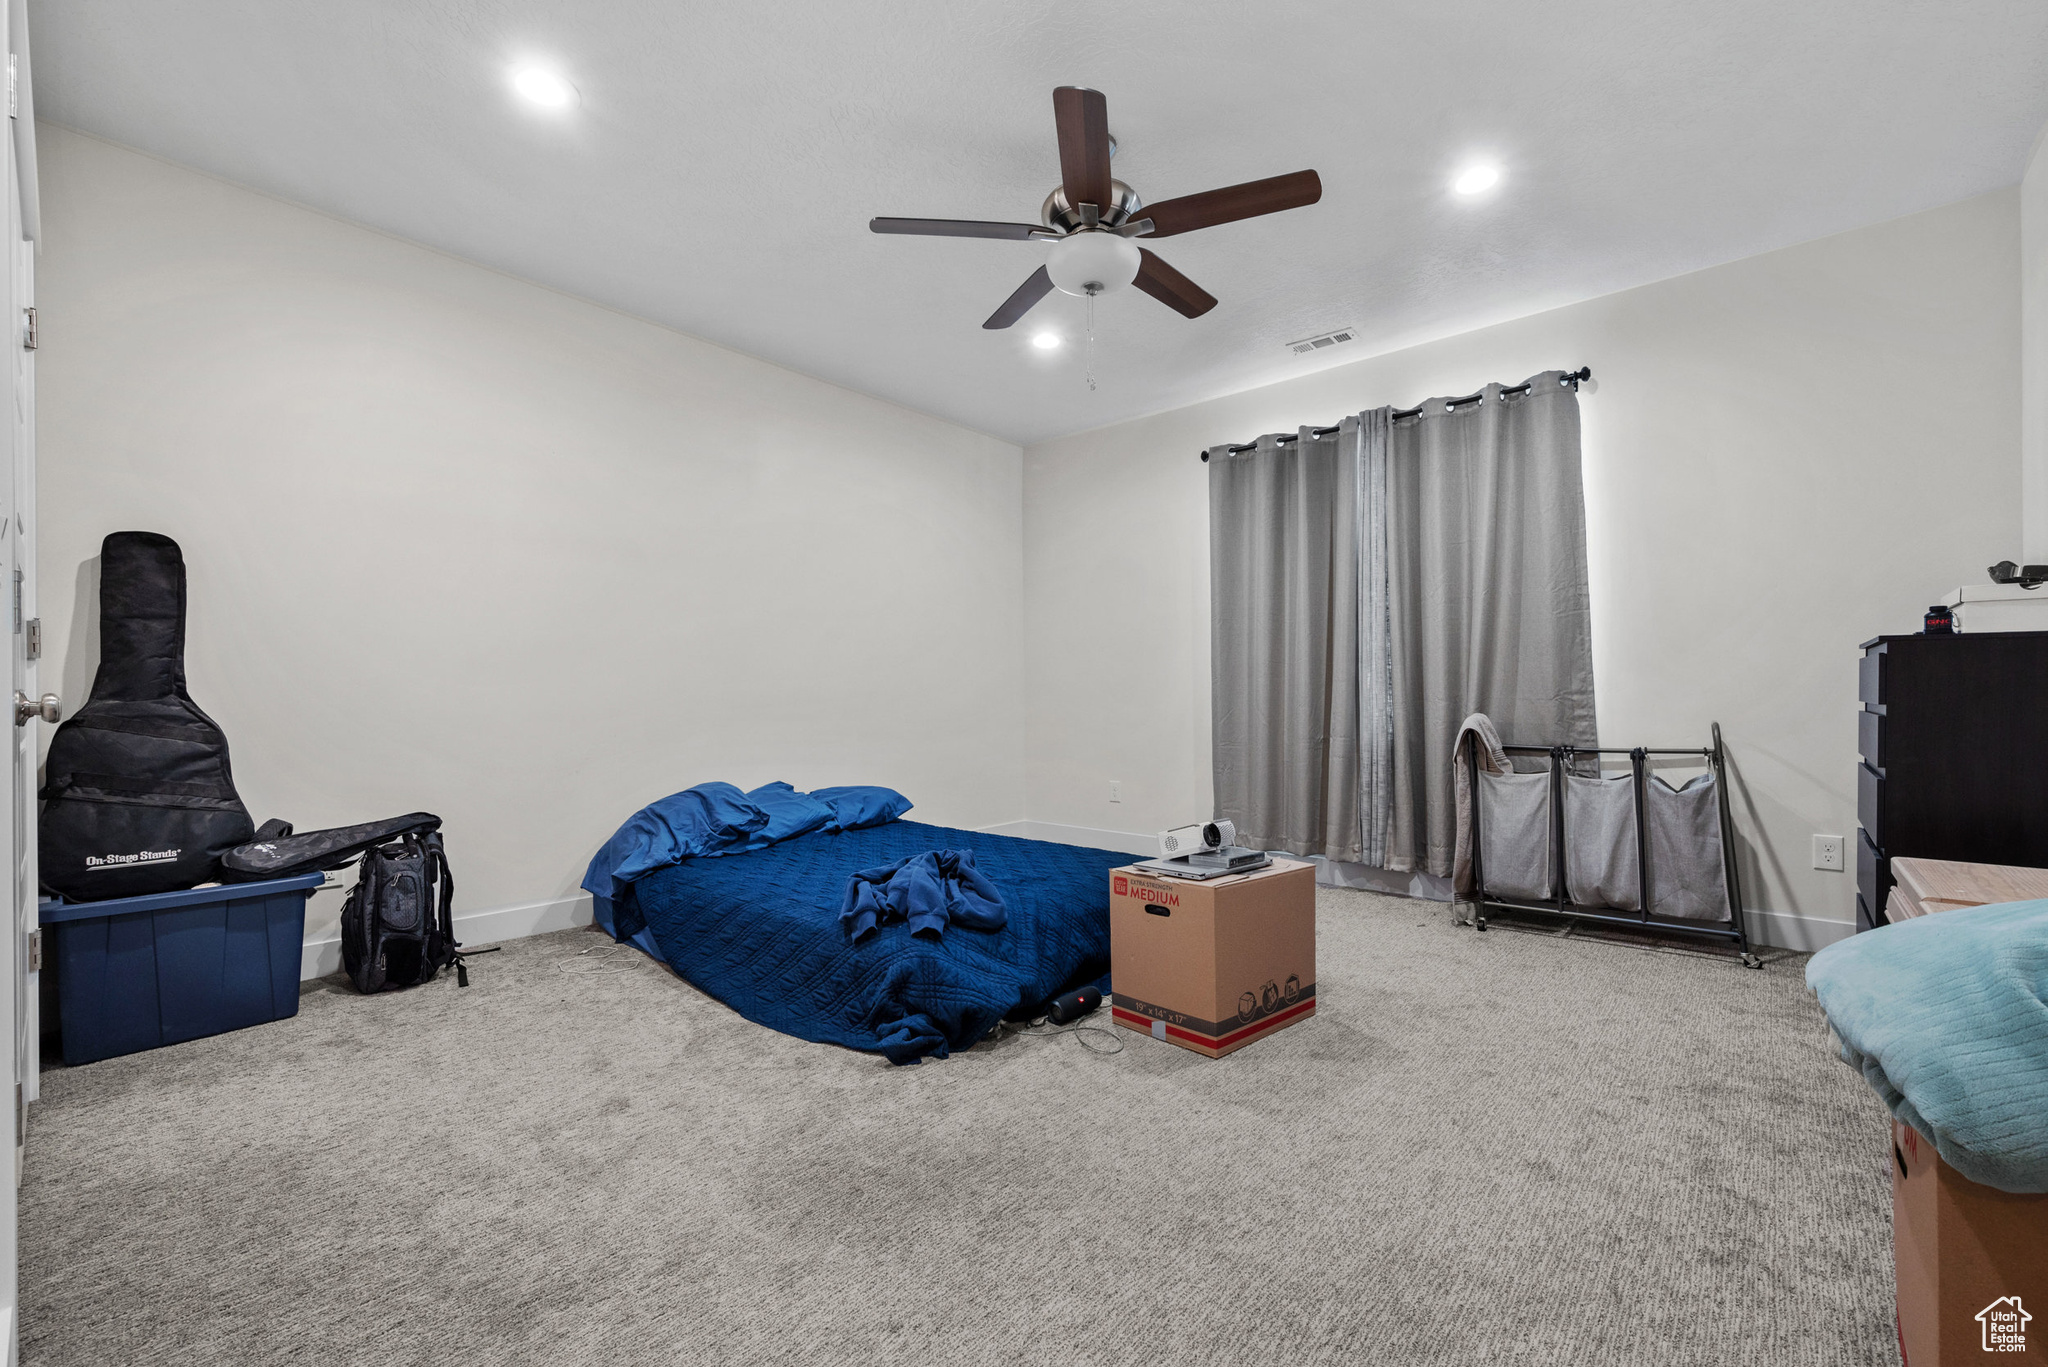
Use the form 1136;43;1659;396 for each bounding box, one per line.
1889;856;2048;918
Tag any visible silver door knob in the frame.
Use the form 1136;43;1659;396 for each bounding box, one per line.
14;692;59;726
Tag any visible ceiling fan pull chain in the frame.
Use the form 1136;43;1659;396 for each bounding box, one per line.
1086;287;1098;391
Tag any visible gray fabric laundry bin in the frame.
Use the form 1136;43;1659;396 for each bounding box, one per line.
1646;773;1731;921
1476;766;1552;902
1563;769;1640;911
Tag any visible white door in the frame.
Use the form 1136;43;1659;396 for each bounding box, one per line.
7;34;29;1098
6;15;29;1106
0;176;18;1367
2;0;37;1358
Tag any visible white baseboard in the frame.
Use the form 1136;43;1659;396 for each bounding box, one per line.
299;893;594;981
1745;909;1854;953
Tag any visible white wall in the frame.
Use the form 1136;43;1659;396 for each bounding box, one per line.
2024;122;2048;560
36;125;1027;947
1024;191;2021;941
34;121;2027;955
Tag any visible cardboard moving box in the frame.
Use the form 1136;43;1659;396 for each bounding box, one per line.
1108;858;1316;1057
1893;1119;2048;1365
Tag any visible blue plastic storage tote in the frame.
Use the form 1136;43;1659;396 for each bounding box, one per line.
40;872;324;1065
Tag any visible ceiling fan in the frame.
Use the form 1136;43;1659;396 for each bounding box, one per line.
870;86;1322;330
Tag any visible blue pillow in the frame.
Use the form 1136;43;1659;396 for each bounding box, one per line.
582;782;770;902
809;785;914;832
743;782;837;847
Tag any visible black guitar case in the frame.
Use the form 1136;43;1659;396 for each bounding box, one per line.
40;531;257;900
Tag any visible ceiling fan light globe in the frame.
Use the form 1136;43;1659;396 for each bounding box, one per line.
1048;230;1141;298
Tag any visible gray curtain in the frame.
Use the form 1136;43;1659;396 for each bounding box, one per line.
1208;428;1362;861
1210;370;1593;871
1355;409;1393;867
1382;372;1597;876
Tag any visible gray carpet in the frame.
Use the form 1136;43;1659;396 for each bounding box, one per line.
20;888;1899;1366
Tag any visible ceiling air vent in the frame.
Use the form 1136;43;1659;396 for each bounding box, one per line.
1287;327;1355;356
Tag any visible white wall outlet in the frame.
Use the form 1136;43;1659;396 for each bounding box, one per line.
1812;835;1845;871
1109;780;1122;804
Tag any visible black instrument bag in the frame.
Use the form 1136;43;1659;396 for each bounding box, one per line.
221;812;443;882
40;532;256;900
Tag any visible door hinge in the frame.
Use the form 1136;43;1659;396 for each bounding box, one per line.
26;929;39;973
7;55;16;120
23;617;37;660
21;306;34;350
10;568;18;633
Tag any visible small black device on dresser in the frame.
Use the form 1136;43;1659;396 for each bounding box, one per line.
1856;631;2048;931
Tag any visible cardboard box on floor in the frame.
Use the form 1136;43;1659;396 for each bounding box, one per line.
1893;1119;2048;1365
1108;858;1315;1057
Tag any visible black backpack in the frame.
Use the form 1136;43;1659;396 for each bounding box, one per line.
40;532;257;901
342;829;487;992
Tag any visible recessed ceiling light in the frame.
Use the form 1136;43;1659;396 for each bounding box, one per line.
1453;164;1500;196
1031;333;1062;350
511;65;579;110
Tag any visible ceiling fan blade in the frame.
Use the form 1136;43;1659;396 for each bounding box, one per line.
1138;170;1322;239
870;217;1049;240
1052;86;1112;216
984;265;1056;329
1132;250;1217;319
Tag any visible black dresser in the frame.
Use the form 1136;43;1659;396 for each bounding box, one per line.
1857;631;2048;930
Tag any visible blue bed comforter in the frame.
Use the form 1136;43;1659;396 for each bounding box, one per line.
1806;899;2048;1193
603;821;1128;1064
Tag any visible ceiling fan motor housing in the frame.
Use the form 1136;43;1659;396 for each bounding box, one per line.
1041;178;1143;234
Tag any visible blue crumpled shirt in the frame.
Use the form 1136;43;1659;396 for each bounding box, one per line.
839;850;1007;944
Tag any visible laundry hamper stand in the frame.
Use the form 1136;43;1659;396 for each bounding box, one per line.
1461;722;1762;968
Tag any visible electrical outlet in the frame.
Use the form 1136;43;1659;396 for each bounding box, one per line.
1109;780;1122;804
1812;835;1845;872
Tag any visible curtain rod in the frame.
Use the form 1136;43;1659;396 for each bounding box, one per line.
1197;366;1591;462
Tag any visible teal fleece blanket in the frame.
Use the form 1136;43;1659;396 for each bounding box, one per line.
1806;899;2048;1193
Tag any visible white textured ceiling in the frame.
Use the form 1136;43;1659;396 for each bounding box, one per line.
28;1;2048;445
